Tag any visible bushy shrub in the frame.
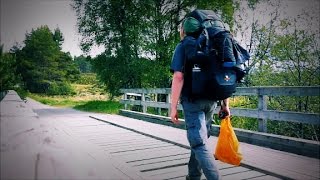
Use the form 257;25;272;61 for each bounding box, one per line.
74;73;97;85
28;80;51;93
47;81;75;95
14;87;28;100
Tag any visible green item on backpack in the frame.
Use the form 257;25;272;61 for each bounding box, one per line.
183;17;201;34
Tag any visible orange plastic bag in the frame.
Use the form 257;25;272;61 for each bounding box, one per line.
214;116;242;166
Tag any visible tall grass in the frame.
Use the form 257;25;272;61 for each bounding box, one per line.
28;93;87;107
28;81;123;114
28;83;108;107
74;101;123;114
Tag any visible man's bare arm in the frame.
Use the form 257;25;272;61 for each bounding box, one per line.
170;71;184;124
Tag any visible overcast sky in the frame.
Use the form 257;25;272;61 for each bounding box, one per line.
0;0;103;57
1;0;319;58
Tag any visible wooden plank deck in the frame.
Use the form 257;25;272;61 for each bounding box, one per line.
55;114;282;180
89;113;320;180
1;91;319;180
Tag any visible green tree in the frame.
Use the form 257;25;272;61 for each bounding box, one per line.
74;55;92;73
195;0;235;27
0;45;18;91
59;52;80;82
73;0;234;97
268;17;320;140
234;0;319;87
13;25;79;95
53;28;65;49
271;18;319;87
233;0;319;140
19;26;62;93
233;0;282;87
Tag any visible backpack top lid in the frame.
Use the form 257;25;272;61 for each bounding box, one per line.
187;9;221;23
187;9;225;29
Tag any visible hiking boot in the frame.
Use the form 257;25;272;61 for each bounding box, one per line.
186;175;201;180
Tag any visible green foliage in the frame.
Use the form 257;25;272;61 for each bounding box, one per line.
12;25;80;95
230;90;320;140
92;53;163;98
232;1;320;140
74;73;98;85
246;0;260;9
47;81;75;96
270;30;319;86
53;28;64;48
195;0;235;28
226;97;259;131
230;96;257;109
228;92;319;141
14;88;29;100
59;52;80;83
73;84;107;99
28;82;108;107
70;0;319;140
29;93;86;107
267;121;320;141
73;0;235;97
246;12;320;114
229;116;258;131
74;100;122;114
0;45;19;91
74;55;92;73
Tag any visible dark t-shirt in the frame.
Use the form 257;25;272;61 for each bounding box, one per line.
170;42;190;98
170;42;185;73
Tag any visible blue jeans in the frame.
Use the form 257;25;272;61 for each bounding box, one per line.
181;97;220;180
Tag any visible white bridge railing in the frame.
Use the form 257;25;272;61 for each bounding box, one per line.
120;86;320;133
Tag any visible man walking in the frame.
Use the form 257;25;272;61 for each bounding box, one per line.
170;17;230;180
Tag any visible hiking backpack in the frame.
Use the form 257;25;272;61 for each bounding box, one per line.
182;9;250;100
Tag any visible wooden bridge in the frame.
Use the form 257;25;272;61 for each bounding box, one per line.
120;86;320;158
1;87;319;180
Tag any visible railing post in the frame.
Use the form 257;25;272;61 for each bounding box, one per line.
258;94;268;132
167;94;171;117
142;93;147;113
155;94;161;115
124;93;127;110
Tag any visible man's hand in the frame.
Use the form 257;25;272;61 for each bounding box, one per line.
219;99;231;119
219;105;230;119
170;107;180;125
